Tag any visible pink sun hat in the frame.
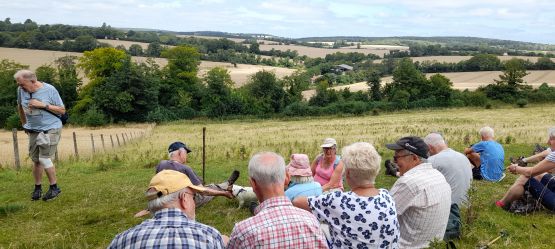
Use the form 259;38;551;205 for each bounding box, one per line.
287;154;312;177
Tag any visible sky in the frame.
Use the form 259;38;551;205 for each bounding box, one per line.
1;0;555;44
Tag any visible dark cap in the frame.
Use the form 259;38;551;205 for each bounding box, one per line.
168;141;192;153
386;136;429;159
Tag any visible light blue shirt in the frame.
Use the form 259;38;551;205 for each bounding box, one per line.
472;141;505;181
285;181;322;201
18;83;64;131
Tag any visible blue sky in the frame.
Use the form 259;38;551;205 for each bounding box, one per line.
1;0;554;44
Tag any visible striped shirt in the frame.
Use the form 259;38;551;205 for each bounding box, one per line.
546;151;555;162
227;196;328;249
390;163;451;249
108;208;225;249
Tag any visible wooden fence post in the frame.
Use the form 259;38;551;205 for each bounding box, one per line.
101;134;105;150
116;134;121;146
73;132;79;160
90;133;95;153
12;129;20;170
202;127;206;183
122;133;126;145
110;135;114;148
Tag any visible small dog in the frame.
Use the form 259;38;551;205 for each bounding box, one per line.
232;185;257;209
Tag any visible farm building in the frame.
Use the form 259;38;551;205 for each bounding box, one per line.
333;64;353;74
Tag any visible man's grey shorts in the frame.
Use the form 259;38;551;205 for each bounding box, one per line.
28;128;61;165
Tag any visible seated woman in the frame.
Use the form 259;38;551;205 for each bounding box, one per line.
311;138;344;192
285;154;323;201
294;142;400;248
497;127;555;211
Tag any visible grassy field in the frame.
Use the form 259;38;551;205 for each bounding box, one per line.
0;47;295;86
373;56;555;64
302;70;555;99
1;105;555;248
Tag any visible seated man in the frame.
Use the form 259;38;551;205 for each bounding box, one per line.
497;127;555;211
227;152;327;249
285;154;322;201
386;136;452;248
424;133;472;241
109;170;227;248
464;126;505;182
157;141;237;207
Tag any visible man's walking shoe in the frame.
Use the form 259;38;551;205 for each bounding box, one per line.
226;170;240;192
31;188;42;201
534;143;546;154
384;159;398;177
42;187;61;201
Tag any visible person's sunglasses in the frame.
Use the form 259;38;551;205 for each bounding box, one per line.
393;154;413;161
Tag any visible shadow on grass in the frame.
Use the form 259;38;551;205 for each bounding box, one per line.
0;203;25;217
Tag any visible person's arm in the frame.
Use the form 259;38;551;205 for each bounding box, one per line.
201;188;233;199
509;159;555;177
292;196;310;211
17;104;26;126
310;156;319;176
322;160;344;191
28;99;66;115
464;147;474;155
523;149;551;163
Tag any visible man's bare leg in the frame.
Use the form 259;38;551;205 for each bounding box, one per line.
44;166;57;185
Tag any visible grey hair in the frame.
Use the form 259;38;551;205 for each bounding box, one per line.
168;148;185;159
548;127;555;139
248;152;285;185
147;188;186;212
401;149;427;163
424;133;446;147
342;142;381;185
13;70;37;81
290;176;314;184
479;126;495;138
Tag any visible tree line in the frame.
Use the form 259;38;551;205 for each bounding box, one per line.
1;45;554;129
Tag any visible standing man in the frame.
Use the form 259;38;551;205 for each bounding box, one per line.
15;70;65;201
464;126;505;182
386;136;451;248
424;133;472;240
227;152;327;249
109;170;227;248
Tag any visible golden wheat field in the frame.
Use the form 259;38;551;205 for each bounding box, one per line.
258;43;407;58
134;105;555;166
0;47;295;86
302;70;555;99
0;124;154;168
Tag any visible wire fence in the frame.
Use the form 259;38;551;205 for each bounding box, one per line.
1;125;154;169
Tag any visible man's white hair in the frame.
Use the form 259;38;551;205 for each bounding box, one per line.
342;142;381;185
248;152;285;185
147;188;186;212
13;69;37;81
548;126;555;139
479;126;495;138
424;132;446;147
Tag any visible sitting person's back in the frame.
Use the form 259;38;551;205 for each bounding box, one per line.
285;154;322;201
227;152;327;249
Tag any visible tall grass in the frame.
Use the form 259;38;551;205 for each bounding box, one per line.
1;105;554;248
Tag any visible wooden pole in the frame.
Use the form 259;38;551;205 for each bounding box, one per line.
122;133;126;145
73;131;79;160
12;129;20;170
202;127;206;184
90;133;95;153
110;135;114;148
100;134;105;151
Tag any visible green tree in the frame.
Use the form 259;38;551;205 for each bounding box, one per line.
465;54;501;71
201;67;242;117
366;70;382;101
0;59;28;128
242;70;287;113
495;58;529;89
146;42;162;57
383;58;429;101
128;44;143;56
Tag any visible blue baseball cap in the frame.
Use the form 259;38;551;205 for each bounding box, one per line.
168;141;192;153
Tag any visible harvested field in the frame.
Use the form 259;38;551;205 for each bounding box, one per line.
0;124;153;168
258;44;407;58
373;55;555;64
176;35;246;43
0;48;294;86
97;39;155;49
302;70;555;99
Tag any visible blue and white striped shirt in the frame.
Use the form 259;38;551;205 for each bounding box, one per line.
108;208;225;249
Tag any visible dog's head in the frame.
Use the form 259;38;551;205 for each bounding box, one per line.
232;185;247;197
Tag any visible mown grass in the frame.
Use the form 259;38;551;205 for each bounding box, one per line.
1;105;555;248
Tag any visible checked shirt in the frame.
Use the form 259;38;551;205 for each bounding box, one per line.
227;196;328;249
108;208;225;249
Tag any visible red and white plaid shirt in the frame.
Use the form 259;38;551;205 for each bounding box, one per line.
227;196;328;249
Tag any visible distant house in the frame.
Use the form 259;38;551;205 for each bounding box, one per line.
333;64;353;74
